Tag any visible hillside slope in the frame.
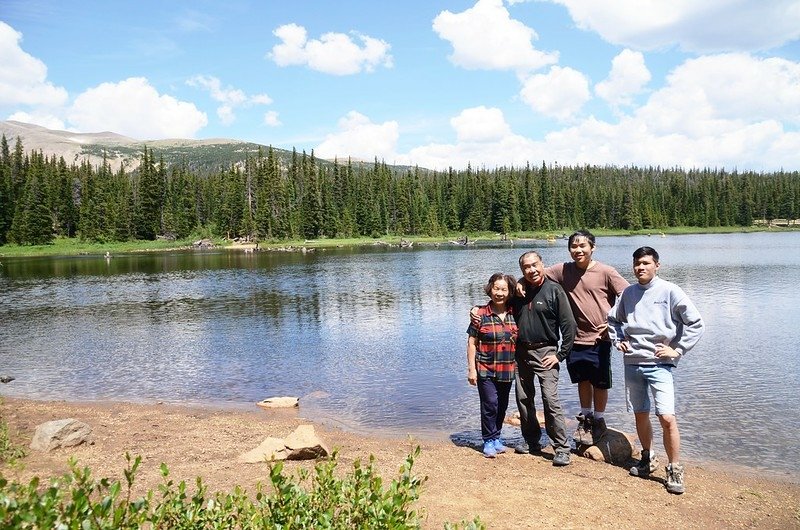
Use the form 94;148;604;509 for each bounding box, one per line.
0;120;295;174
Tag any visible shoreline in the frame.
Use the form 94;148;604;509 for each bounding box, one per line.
2;397;799;529
26;396;800;483
1;226;796;258
4;394;799;486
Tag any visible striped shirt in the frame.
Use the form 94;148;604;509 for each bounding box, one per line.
467;304;518;382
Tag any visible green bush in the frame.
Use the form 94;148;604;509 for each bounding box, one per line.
0;447;483;529
0;416;26;465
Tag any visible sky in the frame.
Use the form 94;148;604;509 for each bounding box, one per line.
1;0;800;172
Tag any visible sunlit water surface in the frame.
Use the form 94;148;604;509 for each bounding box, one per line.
1;232;798;479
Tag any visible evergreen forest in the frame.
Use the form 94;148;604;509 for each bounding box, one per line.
0;134;798;246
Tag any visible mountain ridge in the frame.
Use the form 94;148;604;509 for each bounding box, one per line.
0;120;314;174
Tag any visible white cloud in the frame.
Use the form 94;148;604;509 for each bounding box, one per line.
187;75;248;106
519;66;591;120
433;0;558;72
398;110;540;170
397;53;800;172
7;111;66;131
549;0;800;52
263;111;281;127
315;111;399;161
451;106;511;142
176;10;215;33
637;53;800;133
67;77;207;138
186;75;272;126
217;105;235;126
595;49;651;107
0;22;68;107
269;23;393;75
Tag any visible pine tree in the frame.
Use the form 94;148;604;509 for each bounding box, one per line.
8;158;52;245
301;150;323;239
620;186;642;230
134;148;162;240
0;135;10;243
78;162;102;241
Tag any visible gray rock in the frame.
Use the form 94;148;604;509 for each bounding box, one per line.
238;424;329;464
579;427;635;464
504;410;545;427
30;418;93;451
256;396;299;409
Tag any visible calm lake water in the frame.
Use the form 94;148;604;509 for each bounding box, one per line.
1;232;798;479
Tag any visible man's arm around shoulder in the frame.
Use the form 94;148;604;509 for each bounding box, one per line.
553;283;576;361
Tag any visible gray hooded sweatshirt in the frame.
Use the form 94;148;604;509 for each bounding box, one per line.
608;276;704;367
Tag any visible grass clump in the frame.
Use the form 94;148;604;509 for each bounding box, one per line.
0;406;26;465
0;447;483;529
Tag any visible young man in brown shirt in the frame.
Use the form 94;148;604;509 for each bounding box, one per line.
545;230;629;444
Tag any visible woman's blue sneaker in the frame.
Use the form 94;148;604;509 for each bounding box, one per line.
493;438;508;453
482;440;497;458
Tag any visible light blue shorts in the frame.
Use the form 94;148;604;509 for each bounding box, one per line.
624;364;675;415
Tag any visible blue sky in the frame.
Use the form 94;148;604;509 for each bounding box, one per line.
1;0;800;171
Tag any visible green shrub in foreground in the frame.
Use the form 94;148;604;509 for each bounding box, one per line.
0;447;483;529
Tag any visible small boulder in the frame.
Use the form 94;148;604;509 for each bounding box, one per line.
256;397;299;409
504;410;545;427
284;425;329;460
238;425;329;464
578;427;636;464
30;418;92;451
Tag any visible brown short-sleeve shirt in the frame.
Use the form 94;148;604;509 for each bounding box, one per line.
546;261;629;345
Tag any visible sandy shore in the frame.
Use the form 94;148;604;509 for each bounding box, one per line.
1;398;798;529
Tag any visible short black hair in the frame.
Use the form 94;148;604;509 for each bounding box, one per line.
518;251;542;268
568;229;595;248
633;246;659;262
484;273;517;297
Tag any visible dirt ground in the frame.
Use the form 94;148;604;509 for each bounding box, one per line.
2;398;799;529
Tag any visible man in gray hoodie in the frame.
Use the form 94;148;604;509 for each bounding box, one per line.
608;246;704;495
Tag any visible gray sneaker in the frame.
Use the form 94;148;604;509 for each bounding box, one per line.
630;450;659;477
591;416;607;442
514;440;542;455
573;413;594;445
552;451;571;466
665;463;685;494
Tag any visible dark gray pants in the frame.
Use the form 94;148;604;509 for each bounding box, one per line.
515;345;570;452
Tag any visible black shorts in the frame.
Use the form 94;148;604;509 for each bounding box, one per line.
566;342;612;389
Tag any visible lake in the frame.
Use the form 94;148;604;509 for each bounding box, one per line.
1;232;798;480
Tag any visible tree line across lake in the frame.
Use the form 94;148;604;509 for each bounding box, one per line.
0;134;798;246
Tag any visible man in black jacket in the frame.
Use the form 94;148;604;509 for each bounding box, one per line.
512;251;576;466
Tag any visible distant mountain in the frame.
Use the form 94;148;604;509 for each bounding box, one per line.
0;120;307;174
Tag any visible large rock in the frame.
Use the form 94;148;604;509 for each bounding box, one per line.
238;425;329;463
30;418;92;451
256;396;299;409
578;427;636;464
